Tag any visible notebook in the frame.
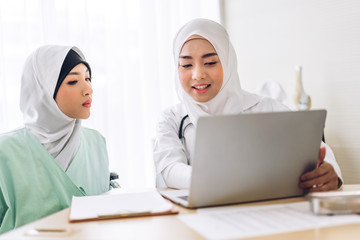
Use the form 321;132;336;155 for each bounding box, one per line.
68;190;178;222
161;110;326;208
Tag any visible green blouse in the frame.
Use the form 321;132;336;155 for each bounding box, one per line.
0;127;110;234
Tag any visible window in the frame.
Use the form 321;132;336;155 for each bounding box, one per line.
0;0;221;187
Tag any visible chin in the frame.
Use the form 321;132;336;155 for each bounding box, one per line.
193;96;211;103
82;113;91;119
77;112;91;120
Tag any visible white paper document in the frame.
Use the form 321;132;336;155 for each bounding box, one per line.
179;201;360;239
69;190;173;221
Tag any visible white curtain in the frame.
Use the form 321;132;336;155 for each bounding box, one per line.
0;0;221;187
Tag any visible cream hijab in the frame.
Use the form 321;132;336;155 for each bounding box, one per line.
20;45;86;171
173;18;260;125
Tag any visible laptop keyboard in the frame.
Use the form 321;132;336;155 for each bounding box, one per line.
179;195;188;201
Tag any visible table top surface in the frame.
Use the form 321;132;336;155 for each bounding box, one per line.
1;185;360;240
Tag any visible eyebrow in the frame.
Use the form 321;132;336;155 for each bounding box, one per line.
67;72;80;76
67;69;89;75
179;52;218;59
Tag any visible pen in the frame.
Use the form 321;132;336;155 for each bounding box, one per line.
35;228;67;232
97;210;152;219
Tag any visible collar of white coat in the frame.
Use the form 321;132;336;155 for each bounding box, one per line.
173;18;261;126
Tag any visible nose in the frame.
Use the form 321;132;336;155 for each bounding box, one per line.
83;80;93;96
192;65;206;81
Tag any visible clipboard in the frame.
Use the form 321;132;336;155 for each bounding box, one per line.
68;190;178;222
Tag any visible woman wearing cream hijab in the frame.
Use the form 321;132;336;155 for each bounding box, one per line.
154;19;342;191
0;45;110;233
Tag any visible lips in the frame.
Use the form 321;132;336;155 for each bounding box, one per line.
192;84;210;93
82;99;92;108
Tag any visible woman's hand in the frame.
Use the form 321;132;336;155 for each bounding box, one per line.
298;147;339;192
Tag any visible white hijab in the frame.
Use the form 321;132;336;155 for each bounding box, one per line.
173;18;260;125
20;45;86;171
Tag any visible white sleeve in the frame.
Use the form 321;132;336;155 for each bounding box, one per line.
321;141;343;187
162;163;192;189
153;109;191;189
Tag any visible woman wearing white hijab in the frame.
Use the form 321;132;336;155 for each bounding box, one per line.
0;45;110;233
153;19;342;191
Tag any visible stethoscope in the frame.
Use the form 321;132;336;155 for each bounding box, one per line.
178;114;190;165
178;114;189;140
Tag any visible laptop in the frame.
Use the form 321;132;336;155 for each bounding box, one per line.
160;110;326;208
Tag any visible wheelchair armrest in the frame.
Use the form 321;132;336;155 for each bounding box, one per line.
110;172;121;188
110;172;119;180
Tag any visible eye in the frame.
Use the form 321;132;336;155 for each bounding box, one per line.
180;64;192;68
68;80;78;85
86;77;92;83
205;61;217;66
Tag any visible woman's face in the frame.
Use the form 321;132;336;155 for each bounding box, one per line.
55;63;93;119
178;36;223;102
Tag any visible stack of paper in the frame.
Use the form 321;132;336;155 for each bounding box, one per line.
69;190;177;222
179;201;360;239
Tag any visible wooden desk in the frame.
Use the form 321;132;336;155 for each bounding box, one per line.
1;185;360;240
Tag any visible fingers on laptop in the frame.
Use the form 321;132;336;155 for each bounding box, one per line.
299;162;338;192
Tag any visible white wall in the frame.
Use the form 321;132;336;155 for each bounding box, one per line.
223;0;360;183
